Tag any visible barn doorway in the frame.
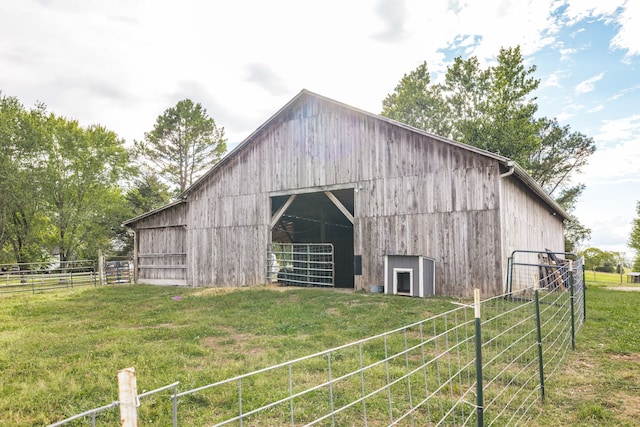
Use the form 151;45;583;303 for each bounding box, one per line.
270;189;354;288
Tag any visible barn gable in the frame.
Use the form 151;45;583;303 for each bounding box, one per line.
125;90;568;297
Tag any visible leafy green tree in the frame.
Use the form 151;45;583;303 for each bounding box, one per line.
113;169;173;256
381;46;595;250
42;117;130;261
444;48;541;164
630;201;640;271
581;247;622;275
136;99;227;194
381;62;452;136
126;169;172;216
0;95;54;264
1;94;131;264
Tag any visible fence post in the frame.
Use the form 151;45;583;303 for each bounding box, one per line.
506;256;513;294
118;367;138;427
172;383;179;427
534;288;545;401
569;260;576;351
474;288;484;427
98;250;105;286
582;261;587;322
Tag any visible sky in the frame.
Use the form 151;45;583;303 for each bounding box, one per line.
0;0;638;260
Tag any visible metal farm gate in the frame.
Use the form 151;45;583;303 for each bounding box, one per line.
104;259;133;284
267;243;334;287
506;249;585;305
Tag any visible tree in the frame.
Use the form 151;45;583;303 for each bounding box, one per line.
136;99;227;194
581;247;623;280
113;169;173;256
126;169;172;216
1;93;131;264
381;46;595;250
381;62;452;136
42;116;130;261
630;201;640;271
444;48;541;165
0;95;54;264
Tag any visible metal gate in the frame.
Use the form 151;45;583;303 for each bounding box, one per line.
103;257;133;284
267;243;334;287
506;249;584;294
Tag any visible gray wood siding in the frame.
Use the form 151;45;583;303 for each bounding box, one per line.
134;203;187;285
500;177;565;271
185;95;506;295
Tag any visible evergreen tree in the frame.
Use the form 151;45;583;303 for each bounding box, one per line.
136;99;227;195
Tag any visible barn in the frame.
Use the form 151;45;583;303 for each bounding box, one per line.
123;89;569;297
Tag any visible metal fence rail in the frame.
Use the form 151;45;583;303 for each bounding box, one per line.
267;243;334;287
47;382;180;427
0;260;96;294
48;252;585;426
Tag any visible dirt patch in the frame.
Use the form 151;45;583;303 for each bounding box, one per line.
325;307;341;316
202;330;268;357
610;353;640;363
128;322;178;330
190;286;257;296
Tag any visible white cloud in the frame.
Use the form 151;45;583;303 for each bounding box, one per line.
562;0;623;24
562;0;639;62
610;0;640;61
541;72;563;88
595;114;640;143
559;47;577;60
608;83;640;102
574;73;604;95
588;105;603;113
579;115;640;183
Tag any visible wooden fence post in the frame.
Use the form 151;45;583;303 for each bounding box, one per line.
98;250;105;286
118;367;138;426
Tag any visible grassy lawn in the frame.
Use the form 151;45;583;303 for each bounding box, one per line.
532;271;640;426
0;285;457;425
1;272;638;426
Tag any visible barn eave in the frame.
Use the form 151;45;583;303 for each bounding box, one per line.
122;199;186;227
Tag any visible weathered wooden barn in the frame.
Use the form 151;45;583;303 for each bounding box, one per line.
124;90;568;297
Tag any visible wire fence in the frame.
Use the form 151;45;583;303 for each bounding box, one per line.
1;255;134;295
0;260;96;294
48;252;585;426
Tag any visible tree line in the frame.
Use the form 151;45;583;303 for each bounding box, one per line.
2;45;638;269
0;94;225;266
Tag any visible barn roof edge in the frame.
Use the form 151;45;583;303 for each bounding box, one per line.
176;89;570;221
122;199;186;227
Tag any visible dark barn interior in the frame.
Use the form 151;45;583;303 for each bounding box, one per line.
271;189;354;288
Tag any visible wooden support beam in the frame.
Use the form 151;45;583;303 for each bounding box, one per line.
270;194;297;229
324;191;354;224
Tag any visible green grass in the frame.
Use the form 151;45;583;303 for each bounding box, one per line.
0;285;457;426
2;272;639;426
532;271;640;426
583;269;636;287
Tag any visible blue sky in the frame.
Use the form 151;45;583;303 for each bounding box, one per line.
0;0;638;260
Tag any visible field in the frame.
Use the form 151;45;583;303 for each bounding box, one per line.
532;271;640;426
0;271;638;425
